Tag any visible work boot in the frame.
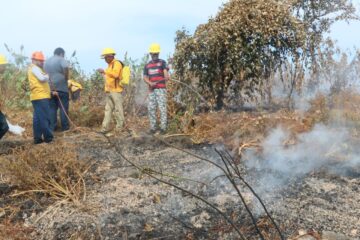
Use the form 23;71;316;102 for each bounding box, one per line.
44;138;53;143
147;128;157;135
34;139;44;145
98;129;110;135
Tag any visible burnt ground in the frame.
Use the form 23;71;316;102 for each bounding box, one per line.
0;128;360;240
277;171;360;237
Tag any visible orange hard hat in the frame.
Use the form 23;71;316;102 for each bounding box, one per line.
31;51;45;61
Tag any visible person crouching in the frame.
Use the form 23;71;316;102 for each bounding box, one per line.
28;52;53;144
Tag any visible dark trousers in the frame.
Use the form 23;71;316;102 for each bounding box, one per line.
49;91;69;131
0;111;9;139
32;99;53;143
70;90;81;101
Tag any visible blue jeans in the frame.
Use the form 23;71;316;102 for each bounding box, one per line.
49;91;69;131
32;99;53;143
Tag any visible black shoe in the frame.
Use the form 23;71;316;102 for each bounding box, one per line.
147;129;157;135
34;139;44;144
97;129;110;135
44;138;53;143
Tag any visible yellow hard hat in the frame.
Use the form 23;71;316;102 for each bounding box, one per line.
101;48;116;58
0;54;8;65
149;43;161;53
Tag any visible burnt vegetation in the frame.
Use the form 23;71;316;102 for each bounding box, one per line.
1;0;360;239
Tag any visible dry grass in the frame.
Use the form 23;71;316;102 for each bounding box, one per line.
0;220;34;240
1;109;33;139
179;91;360;153
0;141;89;205
68;100;104;128
185;110;304;146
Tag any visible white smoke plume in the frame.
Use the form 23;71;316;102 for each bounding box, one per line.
244;124;360;196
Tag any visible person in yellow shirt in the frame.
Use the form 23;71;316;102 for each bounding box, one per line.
68;79;83;101
97;48;124;134
67;64;83;101
0;54;7;74
27;52;53;144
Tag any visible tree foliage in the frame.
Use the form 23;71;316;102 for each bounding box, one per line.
173;0;357;109
292;0;357;89
0;44;30;109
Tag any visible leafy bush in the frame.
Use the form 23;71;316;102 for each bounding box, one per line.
0;45;30;109
173;0;357;109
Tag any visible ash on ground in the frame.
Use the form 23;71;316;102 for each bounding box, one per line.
1;131;359;239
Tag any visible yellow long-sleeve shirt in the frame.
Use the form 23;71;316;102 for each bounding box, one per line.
27;64;51;101
104;59;123;93
68;79;83;92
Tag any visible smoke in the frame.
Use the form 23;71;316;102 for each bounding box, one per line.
6;120;25;136
244;124;360;197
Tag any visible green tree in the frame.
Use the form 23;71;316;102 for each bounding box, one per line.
0;44;30;109
174;0;305;109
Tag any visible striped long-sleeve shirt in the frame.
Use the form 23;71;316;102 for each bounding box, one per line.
143;59;169;89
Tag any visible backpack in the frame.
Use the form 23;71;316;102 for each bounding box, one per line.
121;65;131;85
114;60;131;86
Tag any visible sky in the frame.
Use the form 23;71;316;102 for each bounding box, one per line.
1;0;360;74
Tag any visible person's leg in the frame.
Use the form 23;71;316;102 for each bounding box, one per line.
38;99;54;142
72;90;80;101
101;93;114;132
0;111;9;139
111;92;124;130
147;91;158;131
49;96;58;131
32;100;43;144
58;92;70;131
156;89;168;131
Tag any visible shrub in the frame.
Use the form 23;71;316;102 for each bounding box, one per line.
0;142;89;204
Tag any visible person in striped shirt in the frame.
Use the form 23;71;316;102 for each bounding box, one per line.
143;43;170;134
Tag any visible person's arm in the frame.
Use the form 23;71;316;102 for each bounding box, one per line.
32;66;49;82
143;65;149;83
143;65;155;87
143;75;151;85
64;67;69;81
163;60;170;81
60;59;69;80
104;61;122;79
